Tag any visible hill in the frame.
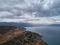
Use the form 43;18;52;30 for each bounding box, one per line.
0;26;48;45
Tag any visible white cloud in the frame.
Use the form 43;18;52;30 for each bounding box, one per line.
0;11;13;17
0;12;60;24
24;0;55;10
41;0;54;10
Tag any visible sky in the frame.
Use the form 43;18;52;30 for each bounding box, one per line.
0;0;60;24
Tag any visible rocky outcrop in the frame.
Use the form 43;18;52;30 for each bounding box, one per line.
0;26;48;45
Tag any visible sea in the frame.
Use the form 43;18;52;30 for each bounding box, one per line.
26;26;60;45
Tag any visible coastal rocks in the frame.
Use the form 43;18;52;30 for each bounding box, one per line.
0;26;48;45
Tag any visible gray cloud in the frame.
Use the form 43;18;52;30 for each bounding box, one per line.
0;0;60;17
0;0;60;24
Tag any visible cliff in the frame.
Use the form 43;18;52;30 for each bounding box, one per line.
0;26;48;45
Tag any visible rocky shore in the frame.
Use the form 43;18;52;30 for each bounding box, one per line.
0;26;48;45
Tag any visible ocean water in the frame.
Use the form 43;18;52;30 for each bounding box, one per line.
26;26;60;45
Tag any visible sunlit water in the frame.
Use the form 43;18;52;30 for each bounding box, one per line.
26;26;60;45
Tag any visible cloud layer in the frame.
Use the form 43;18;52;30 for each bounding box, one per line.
0;0;60;24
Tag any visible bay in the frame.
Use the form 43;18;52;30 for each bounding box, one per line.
26;26;60;45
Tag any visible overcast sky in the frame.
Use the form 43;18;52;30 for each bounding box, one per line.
0;0;60;24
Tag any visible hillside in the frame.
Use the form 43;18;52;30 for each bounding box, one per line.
0;26;48;45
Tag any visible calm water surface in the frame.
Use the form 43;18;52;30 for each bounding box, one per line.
26;26;60;45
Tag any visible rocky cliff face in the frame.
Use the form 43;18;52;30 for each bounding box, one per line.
0;26;48;45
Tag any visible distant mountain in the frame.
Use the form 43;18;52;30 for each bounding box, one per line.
1;22;60;27
48;24;60;27
0;22;34;27
0;22;46;27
